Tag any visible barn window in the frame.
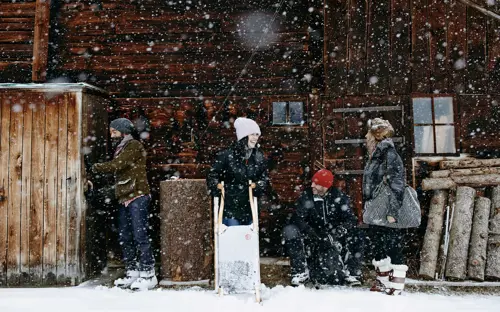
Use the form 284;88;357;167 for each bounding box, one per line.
272;101;304;125
412;96;457;155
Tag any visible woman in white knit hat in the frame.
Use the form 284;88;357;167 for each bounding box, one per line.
207;117;269;226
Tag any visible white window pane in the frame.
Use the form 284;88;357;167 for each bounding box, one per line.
434;97;454;123
289;102;303;124
272;102;287;124
413;98;432;124
435;125;456;153
414;126;434;153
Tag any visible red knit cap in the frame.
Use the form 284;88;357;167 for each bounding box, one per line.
312;169;334;189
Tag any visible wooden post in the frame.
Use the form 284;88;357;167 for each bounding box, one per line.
160;179;212;283
32;0;51;82
445;186;476;280
467;197;491;281
430;167;500;178
419;190;447;279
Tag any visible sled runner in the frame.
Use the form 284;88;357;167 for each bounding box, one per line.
213;181;262;303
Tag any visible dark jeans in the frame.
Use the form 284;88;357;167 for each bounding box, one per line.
118;195;155;271
283;224;364;283
369;225;405;264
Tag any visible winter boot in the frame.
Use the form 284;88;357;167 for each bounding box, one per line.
291;269;310;286
130;269;158;291
370;257;391;292
114;270;139;288
385;264;408;296
345;275;362;287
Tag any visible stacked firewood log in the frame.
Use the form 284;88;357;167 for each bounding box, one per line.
419;158;500;281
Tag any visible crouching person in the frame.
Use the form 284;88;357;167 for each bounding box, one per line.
283;169;364;287
91;118;157;290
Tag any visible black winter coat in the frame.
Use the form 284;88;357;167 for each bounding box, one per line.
290;187;358;239
362;139;405;220
207;139;269;223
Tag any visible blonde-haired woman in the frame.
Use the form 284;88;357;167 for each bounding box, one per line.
362;118;407;295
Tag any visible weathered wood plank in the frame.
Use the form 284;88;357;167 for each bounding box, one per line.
32;0;51;82
429;0;449;93
466;8;487;93
346;0;367;95
30;97;45;285
42;95;58;285
448;0;467;93
411;0;430;93
19;92;34;285
0;93;11;286
487;19;500;94
56;93;68;284
0;31;33;43
366;0;390;94
325;0;349;95
390;0;411;95
7;95;24;286
66;94;79;282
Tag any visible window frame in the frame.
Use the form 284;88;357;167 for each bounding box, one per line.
269;97;307;127
411;94;460;156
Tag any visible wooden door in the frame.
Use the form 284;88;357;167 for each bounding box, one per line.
0;90;81;286
321;96;409;220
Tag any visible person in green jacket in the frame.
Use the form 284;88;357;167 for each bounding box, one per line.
91;118;157;290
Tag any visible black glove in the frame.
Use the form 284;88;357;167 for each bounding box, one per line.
210;188;222;198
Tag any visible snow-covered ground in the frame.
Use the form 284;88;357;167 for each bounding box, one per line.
0;285;499;312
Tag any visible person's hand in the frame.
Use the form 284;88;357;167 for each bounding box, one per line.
387;216;396;223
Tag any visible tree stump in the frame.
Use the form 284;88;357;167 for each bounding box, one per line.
486;187;500;280
419;190;448;280
160;179;213;282
445;186;476;280
467;197;491;281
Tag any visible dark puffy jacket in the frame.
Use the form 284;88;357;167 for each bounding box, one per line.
291;187;358;239
207;139;269;223
362;139;404;220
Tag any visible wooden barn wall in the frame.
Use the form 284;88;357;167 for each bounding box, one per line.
0;1;35;82
324;0;500;97
50;0;317;98
112;95;311;205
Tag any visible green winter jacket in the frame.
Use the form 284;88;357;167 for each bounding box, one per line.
92;139;150;204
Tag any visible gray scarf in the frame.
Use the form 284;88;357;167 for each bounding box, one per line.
114;134;134;157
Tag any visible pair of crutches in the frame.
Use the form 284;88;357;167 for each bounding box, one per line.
213;180;261;302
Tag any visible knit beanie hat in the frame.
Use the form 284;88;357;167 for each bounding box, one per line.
110;118;135;135
312;169;334;189
234;117;261;141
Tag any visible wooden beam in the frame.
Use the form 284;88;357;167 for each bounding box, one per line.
440;158;500;169
458;0;500;21
32;0;51;82
422;174;500;190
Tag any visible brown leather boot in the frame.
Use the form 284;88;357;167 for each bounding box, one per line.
370;257;392;292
